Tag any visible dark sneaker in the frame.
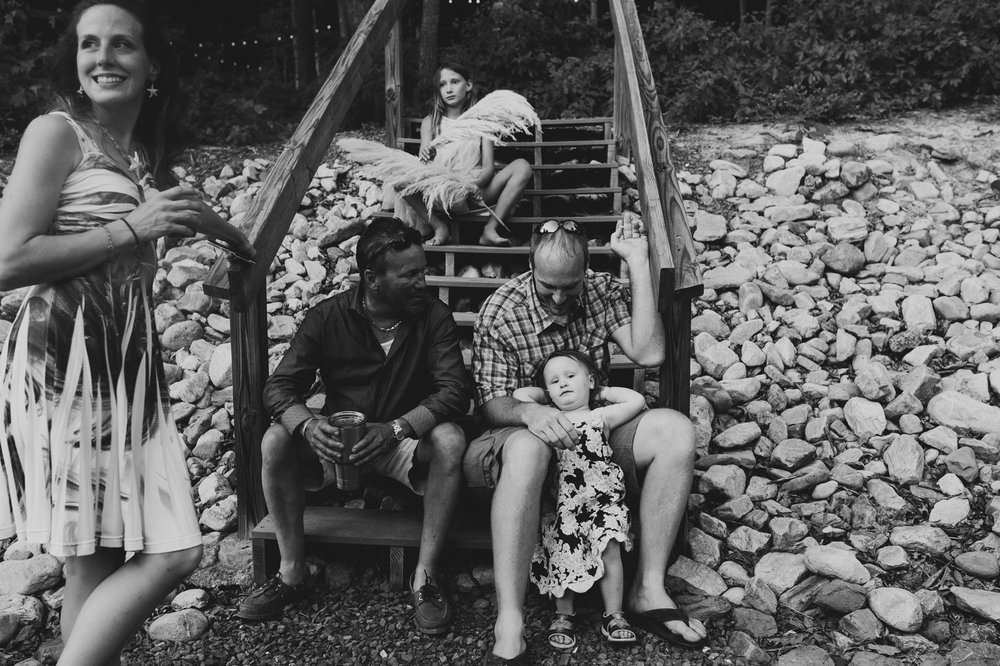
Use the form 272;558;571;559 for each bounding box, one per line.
410;572;453;635
236;573;306;621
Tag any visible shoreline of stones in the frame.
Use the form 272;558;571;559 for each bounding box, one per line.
0;116;998;665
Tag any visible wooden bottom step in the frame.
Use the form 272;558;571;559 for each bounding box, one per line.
251;505;492;587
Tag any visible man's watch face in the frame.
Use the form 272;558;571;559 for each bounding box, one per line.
392;420;405;440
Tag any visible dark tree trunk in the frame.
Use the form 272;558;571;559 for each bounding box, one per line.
290;0;316;90
417;0;440;105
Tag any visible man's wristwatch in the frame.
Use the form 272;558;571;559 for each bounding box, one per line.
390;419;407;442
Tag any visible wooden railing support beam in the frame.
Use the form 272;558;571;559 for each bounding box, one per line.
384;23;402;149
228;267;269;538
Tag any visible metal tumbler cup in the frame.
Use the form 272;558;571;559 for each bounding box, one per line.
328;410;365;491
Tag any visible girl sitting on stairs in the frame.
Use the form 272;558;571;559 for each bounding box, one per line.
388;63;533;246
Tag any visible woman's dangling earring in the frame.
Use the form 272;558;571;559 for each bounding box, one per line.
147;82;158;98
77;86;84;96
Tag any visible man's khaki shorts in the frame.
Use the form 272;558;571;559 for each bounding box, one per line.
462;412;644;500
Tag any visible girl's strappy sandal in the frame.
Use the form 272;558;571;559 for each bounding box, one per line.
601;611;637;644
547;611;577;650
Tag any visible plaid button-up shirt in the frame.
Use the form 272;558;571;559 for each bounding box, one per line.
472;269;632;408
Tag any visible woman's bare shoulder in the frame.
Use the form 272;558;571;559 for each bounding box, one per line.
10;114;82;181
20;114;80;156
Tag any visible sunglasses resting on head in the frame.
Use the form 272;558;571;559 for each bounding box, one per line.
535;219;585;236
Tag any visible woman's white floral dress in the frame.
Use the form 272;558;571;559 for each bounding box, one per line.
530;410;632;597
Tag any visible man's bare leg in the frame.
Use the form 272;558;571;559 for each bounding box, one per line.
413;423;466;588
490;431;551;659
625;409;707;643
260;423;313;586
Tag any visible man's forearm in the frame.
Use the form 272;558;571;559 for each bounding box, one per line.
626;256;665;360
481;395;534;428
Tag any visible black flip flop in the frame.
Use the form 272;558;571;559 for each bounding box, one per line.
626;608;707;649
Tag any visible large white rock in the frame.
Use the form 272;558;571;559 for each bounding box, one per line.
666;556;727;596
754;552;807;594
928;391;1000;435
883;435;924;484
844;397;886;440
901;295;937;333
826;216;869;243
208;343;233;389
765;166;805;196
703;263;758;291
890;525;952;556
803;545;870;584
868;587;923;632
950;587;1000;623
147;608;210;642
0;556;63;596
929;497;970;527
694;210;728;242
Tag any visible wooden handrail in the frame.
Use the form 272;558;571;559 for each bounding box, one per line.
609;0;702;302
203;0;408;302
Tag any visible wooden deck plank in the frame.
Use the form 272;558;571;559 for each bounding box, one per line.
253;506;491;549
395;138;614;148
422;244;617;255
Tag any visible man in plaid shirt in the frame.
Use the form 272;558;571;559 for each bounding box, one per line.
466;214;705;663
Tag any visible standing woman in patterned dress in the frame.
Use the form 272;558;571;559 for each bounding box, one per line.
0;1;253;663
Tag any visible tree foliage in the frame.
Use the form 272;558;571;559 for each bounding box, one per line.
1;0;998;152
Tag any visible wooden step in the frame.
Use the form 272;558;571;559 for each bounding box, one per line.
427;275;630;289
252;505;491;587
523;187;619;196
402;116;611;127
422;243;617;256
529;163;618;171
459;347;640;369
498;215;621;224
426;276;509;289
253;505;490;549
396;138;613;148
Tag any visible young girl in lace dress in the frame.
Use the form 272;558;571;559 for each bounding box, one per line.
390;63;532;246
513;350;645;649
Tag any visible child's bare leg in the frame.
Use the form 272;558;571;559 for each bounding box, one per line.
425;212;451;246
599;541;625;614
400;194;450;244
480;159;532;245
555;590;575;615
549;590;576;649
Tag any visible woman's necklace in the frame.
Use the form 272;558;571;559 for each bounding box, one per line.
362;298;401;334
94;120;147;178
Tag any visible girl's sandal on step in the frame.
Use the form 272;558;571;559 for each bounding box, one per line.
601;611;637;644
547;612;577;650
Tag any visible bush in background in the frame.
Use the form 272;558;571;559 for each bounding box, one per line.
443;0;1000;123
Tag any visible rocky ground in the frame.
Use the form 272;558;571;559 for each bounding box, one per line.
0;104;999;665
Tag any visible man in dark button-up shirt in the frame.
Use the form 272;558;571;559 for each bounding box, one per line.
237;218;471;636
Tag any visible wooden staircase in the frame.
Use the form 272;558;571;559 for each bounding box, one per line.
383;115;645;390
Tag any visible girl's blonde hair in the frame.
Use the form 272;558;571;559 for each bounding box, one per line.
428;63;478;140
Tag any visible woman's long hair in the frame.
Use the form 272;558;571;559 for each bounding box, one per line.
50;0;183;187
428;63;478;141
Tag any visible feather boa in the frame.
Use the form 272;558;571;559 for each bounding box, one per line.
337;137;479;213
429;90;540;150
